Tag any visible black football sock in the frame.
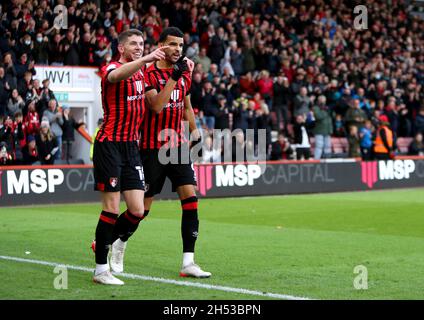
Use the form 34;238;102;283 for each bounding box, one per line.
95;211;118;264
181;196;199;253
112;210;148;242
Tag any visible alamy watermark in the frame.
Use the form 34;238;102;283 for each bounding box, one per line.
53;265;68;289
53;5;68;30
353;265;368;290
157;121;268;170
353;5;368;30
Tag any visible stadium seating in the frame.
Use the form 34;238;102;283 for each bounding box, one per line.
331;138;349;158
396;137;413;155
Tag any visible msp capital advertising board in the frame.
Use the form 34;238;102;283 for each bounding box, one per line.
0;159;423;206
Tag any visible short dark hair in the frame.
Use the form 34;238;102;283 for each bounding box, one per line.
118;29;144;44
159;27;184;43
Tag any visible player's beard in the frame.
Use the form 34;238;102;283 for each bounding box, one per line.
122;50;142;62
167;51;180;64
131;50;143;61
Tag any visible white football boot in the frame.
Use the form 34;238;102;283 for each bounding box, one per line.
110;239;127;273
180;263;212;278
93;270;124;285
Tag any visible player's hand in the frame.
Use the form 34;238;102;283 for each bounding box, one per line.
184;57;194;73
190;128;201;142
171;55;188;81
142;46;168;63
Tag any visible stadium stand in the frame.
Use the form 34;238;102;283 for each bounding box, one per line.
0;0;423;165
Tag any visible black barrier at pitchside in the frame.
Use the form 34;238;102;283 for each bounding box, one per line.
0;159;424;206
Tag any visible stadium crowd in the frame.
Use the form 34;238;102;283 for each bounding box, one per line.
0;0;423;165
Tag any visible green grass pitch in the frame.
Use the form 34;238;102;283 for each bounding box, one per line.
1;188;424;300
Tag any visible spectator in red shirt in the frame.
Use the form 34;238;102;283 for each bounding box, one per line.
281;59;295;83
239;71;256;96
95;27;109;45
256;70;274;110
270;131;294;160
24;100;40;137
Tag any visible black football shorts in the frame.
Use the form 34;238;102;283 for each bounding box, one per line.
93;140;145;192
140;146;197;197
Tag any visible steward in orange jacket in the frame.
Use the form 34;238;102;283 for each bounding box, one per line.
373;114;394;160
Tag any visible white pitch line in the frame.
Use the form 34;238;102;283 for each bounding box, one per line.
0;255;313;300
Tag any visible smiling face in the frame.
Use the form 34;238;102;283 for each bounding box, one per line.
160;35;184;64
119;34;144;62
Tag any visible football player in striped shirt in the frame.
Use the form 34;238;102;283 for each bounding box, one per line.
110;27;211;278
92;29;180;285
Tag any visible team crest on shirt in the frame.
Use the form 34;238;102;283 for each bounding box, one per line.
159;79;166;85
127;80;144;101
171;89;180;102
110;177;118;188
135;81;143;94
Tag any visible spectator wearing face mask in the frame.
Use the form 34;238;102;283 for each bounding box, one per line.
33;33;49;65
17;34;34;58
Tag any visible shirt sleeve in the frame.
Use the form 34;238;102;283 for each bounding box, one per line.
101;63;119;81
144;71;156;92
185;72;192;96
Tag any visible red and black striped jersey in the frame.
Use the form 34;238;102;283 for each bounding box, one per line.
96;61;145;142
140;62;192;149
